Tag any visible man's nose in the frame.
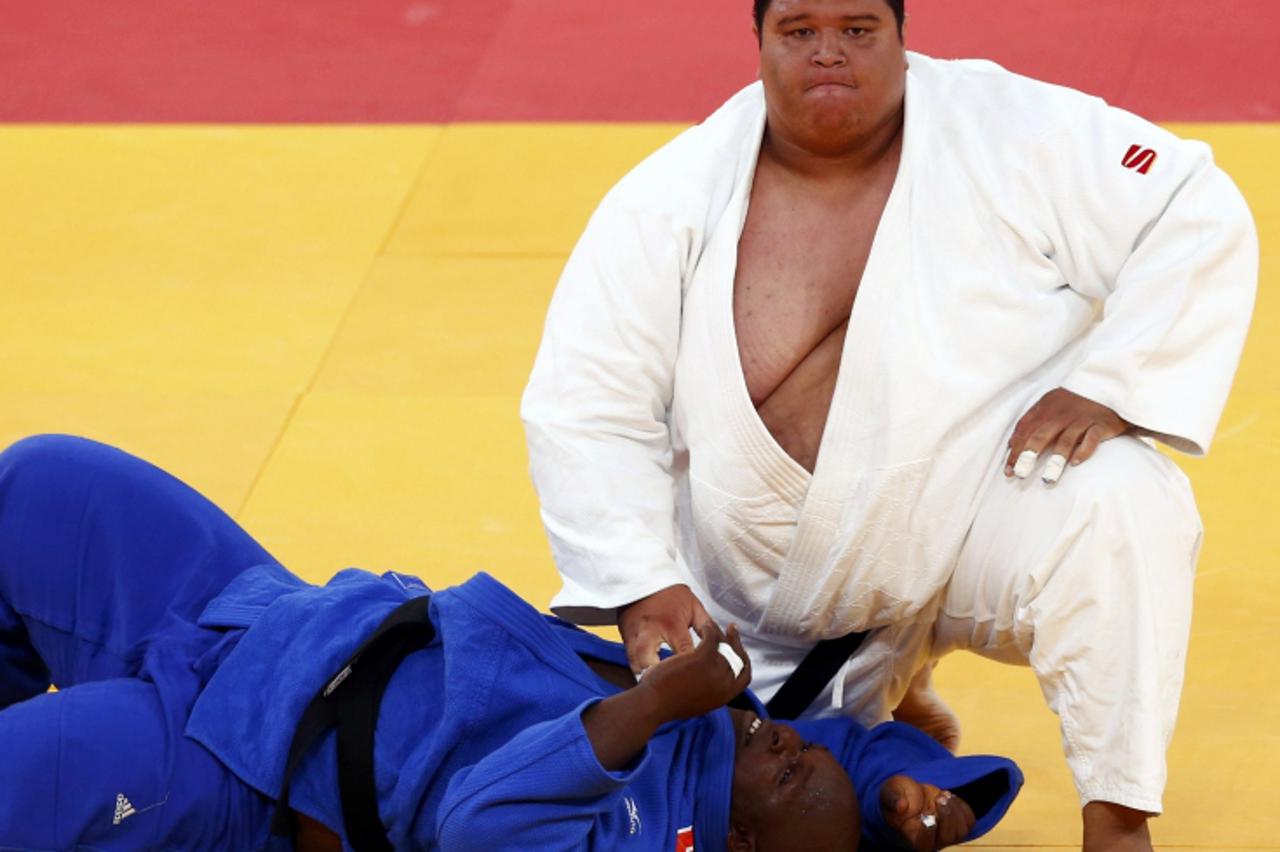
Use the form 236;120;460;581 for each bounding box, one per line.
769;723;801;756
812;33;847;67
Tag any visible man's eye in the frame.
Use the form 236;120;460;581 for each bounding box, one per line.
787;27;814;37
779;767;794;786
845;27;867;37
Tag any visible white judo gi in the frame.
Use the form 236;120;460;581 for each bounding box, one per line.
521;53;1258;813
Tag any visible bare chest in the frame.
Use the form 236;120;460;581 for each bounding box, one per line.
732;166;895;472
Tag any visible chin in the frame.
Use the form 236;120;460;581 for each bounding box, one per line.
804;108;864;137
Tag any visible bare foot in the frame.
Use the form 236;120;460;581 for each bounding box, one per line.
1082;802;1152;852
891;661;961;753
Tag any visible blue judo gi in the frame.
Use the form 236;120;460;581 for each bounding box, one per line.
0;436;1021;851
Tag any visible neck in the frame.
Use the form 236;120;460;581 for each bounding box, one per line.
762;100;905;181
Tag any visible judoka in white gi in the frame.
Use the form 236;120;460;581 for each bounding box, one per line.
520;0;1259;849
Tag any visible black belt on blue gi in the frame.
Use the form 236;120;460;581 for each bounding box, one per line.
271;594;858;849
271;594;434;852
764;630;869;720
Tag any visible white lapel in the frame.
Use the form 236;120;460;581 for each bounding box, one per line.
757;65;925;638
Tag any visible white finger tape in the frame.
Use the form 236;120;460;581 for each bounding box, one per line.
1013;450;1038;479
717;642;745;678
1041;453;1068;484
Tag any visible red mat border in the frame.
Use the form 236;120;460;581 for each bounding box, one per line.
2;0;1276;123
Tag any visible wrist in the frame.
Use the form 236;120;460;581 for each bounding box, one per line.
629;678;674;730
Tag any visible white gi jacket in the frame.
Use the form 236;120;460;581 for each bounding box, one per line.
522;53;1258;646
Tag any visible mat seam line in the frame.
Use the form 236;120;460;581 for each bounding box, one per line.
232;127;450;520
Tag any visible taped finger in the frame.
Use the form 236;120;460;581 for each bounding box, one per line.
1041;453;1068;484
726;625;751;670
717;642;745;678
1013;449;1038;479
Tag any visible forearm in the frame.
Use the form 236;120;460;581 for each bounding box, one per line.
583;621;750;770
580;685;666;771
527;419;688;625
522;196;690;625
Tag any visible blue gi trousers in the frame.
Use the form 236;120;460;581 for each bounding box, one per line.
0;435;275;850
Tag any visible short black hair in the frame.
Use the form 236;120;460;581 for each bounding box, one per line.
753;0;905;37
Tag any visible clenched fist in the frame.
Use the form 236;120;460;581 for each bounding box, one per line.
881;775;976;850
637;622;753;722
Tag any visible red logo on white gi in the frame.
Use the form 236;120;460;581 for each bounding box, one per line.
1122;144;1158;175
675;825;695;851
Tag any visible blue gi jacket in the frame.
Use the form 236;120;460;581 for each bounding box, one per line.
186;566;1021;851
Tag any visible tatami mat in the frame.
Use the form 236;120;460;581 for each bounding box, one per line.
2;0;1277;844
381;124;687;258
1;120;1274;845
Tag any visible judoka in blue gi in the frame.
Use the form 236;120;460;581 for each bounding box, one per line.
0;436;1022;851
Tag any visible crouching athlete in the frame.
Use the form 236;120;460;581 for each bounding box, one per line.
0;436;1021;851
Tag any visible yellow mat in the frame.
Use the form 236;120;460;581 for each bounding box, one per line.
0;121;1274;848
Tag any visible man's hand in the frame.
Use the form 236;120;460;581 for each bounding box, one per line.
1004;388;1131;483
582;622;751;772
880;775;976;851
618;584;713;676
636;621;752;722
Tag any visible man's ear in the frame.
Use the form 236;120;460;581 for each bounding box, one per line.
728;822;756;852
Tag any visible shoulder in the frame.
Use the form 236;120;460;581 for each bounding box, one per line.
910;52;1169;142
908;52;1203;173
603;82;763;220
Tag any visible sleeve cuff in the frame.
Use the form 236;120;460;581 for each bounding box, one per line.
1060;374;1207;456
550;577;691;626
571;698;653;781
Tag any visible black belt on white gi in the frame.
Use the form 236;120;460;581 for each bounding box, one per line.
270;594;434;852
765;630;869;720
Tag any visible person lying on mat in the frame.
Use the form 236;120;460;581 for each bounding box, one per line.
0;435;1021;851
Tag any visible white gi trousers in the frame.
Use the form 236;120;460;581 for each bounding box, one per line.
736;435;1200;814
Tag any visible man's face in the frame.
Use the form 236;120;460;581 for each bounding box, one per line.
729;711;860;851
756;0;906;151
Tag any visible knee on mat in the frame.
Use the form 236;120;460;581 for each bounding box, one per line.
0;434;113;490
2;433;91;461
